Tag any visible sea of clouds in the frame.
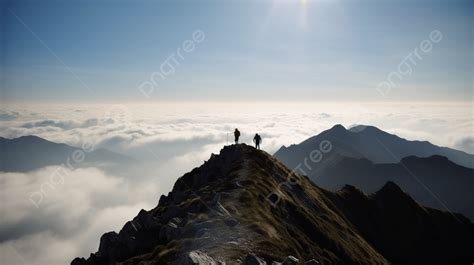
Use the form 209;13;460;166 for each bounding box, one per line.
0;102;472;264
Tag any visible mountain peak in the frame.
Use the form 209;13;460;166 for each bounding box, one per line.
17;135;44;140
373;181;417;207
330;124;346;131
73;142;473;265
309;124;348;140
337;184;367;199
2;134;47;143
401;154;450;164
219;143;260;157
73;143;391;264
171;143;270;192
276;123;474;168
348;124;381;133
1;135;132;172
378;181;404;194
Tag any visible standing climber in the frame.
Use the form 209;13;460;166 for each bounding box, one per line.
234;128;241;144
253;133;262;150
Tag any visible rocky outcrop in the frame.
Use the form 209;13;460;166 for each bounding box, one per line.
244;254;265;265
184;250;217;264
72;144;474;265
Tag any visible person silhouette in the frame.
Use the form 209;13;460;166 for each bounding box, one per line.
234;128;240;144
253;133;262;150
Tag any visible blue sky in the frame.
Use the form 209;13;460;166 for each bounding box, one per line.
1;0;472;102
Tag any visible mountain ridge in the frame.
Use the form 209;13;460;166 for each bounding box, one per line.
72;144;474;265
307;153;474;220
275;124;473;168
0;135;133;172
273;124;474;219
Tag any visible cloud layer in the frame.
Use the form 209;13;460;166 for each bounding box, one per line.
1;102;472;155
0;166;170;265
0;102;472;264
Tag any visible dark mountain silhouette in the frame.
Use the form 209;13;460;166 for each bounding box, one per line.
273;124;474;219
0;135;132;172
313;155;474;220
274;124;474;169
72;144;473;265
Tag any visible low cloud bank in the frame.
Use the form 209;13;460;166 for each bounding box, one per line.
0;166;170;265
0;102;472;264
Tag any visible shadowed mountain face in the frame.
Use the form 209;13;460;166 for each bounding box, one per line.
314;155;474;220
274;124;474;169
0;136;132;172
72;144;473;265
273;125;474;219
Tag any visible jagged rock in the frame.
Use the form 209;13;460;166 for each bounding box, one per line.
136;209;148;223
224;217;239;227
158;194;168;205
168;222;178;229
214;202;231;216
211;192;221;205
71;144;474;265
303;259;320;265
185;250;216;264
195;228;210;238
169;217;184;226
161;205;181;222
98;231;119;256
159;223;181;242
282;255;299;264
71;257;86;265
173;191;185;204
235;181;245;188
226;240;239;246
244;254;265;265
227;205;240;215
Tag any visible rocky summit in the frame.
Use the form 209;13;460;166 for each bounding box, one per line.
72;144;474;265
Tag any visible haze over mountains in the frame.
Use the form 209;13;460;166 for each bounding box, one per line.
275;124;474;168
0;135;133;172
274;124;474;219
2;125;473;264
314;155;474;219
2;0;473;263
72;144;474;265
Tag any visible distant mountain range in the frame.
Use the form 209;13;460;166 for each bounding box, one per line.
275;124;473;168
72;144;473;265
274;125;474;219
0;135;132;172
